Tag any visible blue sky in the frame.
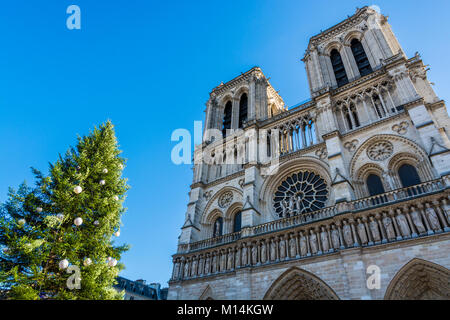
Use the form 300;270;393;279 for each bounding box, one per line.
0;1;449;286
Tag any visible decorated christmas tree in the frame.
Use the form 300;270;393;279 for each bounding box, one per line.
0;121;129;299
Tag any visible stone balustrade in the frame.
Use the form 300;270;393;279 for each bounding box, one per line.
171;178;450;282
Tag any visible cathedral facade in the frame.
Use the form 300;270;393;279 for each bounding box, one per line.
168;6;450;300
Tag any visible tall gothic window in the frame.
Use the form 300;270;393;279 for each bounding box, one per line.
222;101;232;137
350;104;360;128
351;39;373;77
239;93;248;128
367;174;385;196
330;49;349;87
233;211;242;233
399;164;422;196
213;217;223;238
398;164;421;188
372;94;385;119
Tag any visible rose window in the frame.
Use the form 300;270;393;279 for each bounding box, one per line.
273;171;329;218
367;141;393;161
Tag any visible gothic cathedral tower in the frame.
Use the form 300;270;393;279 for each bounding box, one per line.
168;6;450;300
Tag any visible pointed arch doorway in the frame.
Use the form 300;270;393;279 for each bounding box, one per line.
263;267;339;300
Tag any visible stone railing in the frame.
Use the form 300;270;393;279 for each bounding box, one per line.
171;178;450;282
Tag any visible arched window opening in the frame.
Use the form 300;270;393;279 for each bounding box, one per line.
345;111;353;130
222;101;232;137
366;174;388;205
330;49;349;87
267;133;271;158
351;39;373;77
238;93;248;128
372;94;385;119
213;217;223;238
233;211;242;233
350;104;360;127
367;174;385;196
398;164;422;196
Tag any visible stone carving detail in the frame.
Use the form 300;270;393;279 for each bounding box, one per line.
203;190;213;200
315;147;328;159
273;171;329;218
367;141;394;161
331;225;340;249
320;227;329;252
218;191;233;208
382;212;396;240
396;210;411;237
309;230;319;254
392;121;409;135
344;140;359;152
425;203;441;231
299;232;308;256
357;218;368;245
342;221;353;246
369;216;381;242
289;235;296;258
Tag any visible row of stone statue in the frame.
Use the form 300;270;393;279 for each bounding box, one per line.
279;195;319;217
172;199;450;281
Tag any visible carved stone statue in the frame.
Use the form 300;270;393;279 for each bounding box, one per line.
198;256;204;276
211;254;217;273
295;195;303;215
320;227;329;252
204;254;211;274
299;231;308;256
342;221;353;246
289;235;296;257
357;218;368;244
241;244;248;266
369;216;381;242
252;243;258;265
260;241;267;263
191;258;198;277
220;251;226;272
396;210;411;237
184;259;190;278
309;230;318;254
382;213;396;240
173;260;180;279
425;203;441;231
227;248;234;270
270;239;277;261
279;237;286;260
288;197;295;216
280;199;288;218
235;247;241;268
331;225;340;249
409;207;424;234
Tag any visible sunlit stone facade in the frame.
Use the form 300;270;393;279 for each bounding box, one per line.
168;6;450;300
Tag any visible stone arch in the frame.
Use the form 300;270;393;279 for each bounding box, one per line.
224;202;243;234
384;258;450;300
324;41;344;56
201;186;243;224
355;163;388;198
233;85;250;101
199;285;215;300
263;267;339;300
259;157;333;221
349;134;429;180
343;29;364;46
388;152;434;188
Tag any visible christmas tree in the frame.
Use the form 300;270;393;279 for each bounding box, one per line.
0;121;129;299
